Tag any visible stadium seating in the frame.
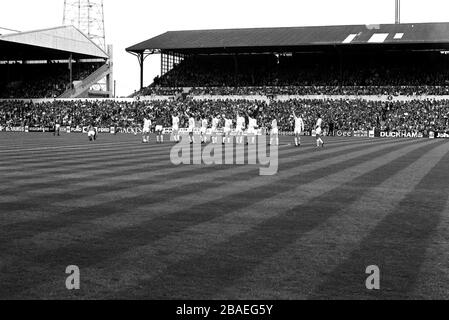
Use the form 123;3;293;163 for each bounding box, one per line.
1;98;448;133
135;51;449;96
0;62;103;99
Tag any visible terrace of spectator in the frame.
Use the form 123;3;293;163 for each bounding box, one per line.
127;22;449;96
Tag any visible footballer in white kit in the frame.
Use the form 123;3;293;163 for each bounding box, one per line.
142;116;151;143
223;116;233;144
270;119;279;146
88;125;97;142
201;117;208;143
236;112;246;144
54;117;61;136
247;116;258;144
211;115;220;144
188;116;196;144
316;113;325;148
293;111;305;147
172;113;180;143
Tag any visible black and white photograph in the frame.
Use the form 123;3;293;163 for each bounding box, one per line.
1;0;449;307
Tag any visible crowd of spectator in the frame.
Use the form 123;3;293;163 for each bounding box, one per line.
0;62;103;99
1;98;448;134
133;85;449;97
0;99;148;128
136;51;449;97
188;86;449;96
132;86;183;97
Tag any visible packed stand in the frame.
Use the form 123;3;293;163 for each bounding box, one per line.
1;98;448;134
132;86;183;97
0;62;103;99
190;85;449;96
138;51;449;96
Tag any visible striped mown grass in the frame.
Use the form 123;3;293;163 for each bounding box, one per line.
0;133;448;299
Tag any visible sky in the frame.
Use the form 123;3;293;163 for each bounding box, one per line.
1;0;449;96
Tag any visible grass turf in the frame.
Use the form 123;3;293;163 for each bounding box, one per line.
0;132;448;300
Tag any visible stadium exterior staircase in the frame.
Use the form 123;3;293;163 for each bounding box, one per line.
58;63;112;98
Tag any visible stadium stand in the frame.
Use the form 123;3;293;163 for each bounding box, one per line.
128;22;449;96
0;62;103;99
0;26;113;99
1;98;448;134
2;23;449;136
148;51;449;90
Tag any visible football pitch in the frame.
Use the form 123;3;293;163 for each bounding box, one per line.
0;133;448;300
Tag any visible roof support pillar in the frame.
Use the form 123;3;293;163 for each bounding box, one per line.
139;52;144;90
128;50;153;92
69;53;73;88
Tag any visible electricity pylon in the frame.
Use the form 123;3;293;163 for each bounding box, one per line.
63;0;106;50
